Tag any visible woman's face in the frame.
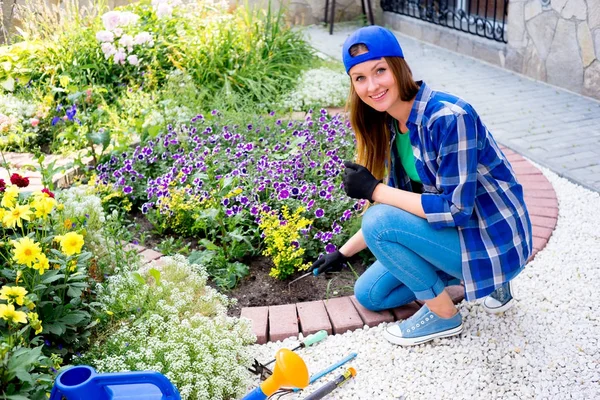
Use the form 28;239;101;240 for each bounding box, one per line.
349;57;399;113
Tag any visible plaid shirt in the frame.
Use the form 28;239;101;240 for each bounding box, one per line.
387;81;532;300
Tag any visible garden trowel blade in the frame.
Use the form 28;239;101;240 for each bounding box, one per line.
287;271;312;291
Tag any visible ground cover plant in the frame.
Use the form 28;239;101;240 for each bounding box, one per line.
95;109;366;288
0;0;314;155
79;255;255;400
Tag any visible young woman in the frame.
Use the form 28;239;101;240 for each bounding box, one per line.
309;26;532;346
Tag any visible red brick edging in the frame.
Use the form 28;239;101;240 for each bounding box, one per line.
242;145;559;344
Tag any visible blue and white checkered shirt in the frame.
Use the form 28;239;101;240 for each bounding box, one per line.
388;81;532;300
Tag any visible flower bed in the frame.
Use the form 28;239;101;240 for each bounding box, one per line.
95;109;366;289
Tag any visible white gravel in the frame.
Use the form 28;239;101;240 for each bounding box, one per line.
247;165;600;400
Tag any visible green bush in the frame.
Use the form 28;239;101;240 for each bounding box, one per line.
0;0;314;153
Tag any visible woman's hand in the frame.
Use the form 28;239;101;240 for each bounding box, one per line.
308;250;349;274
342;161;382;202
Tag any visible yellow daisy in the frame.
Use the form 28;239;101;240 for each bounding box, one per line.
0;303;28;325
1;184;19;208
31;194;56;219
12;237;43;267
57;232;85;256
32;253;50;275
27;312;43;335
0;286;28;306
3;204;32;229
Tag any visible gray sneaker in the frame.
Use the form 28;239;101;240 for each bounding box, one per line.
482;281;514;314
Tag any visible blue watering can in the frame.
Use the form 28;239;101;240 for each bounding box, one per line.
49;365;181;400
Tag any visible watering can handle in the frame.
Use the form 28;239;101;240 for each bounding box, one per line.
93;371;180;399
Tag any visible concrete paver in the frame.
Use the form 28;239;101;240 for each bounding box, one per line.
305;24;600;192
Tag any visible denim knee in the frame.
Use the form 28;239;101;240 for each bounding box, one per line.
354;275;382;311
361;204;393;244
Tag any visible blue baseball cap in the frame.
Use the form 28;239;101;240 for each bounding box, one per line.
342;26;404;74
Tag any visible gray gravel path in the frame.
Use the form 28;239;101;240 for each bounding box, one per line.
248;164;600;399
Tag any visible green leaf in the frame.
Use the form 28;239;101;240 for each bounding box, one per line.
13;368;33;385
148;268;161;285
59;311;87;325
41;271;65;284
5;395;32;400
200;239;219;251
45;323;65;335
87;129;111;148
67;285;82;298
131;272;145;285
147;125;160;137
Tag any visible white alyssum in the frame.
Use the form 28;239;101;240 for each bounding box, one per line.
248;165;600;400
86;255;255;400
283;67;349;111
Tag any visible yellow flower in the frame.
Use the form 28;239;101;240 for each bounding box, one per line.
31;194;56;219
63;218;73;229
1;185;19;208
12;237;42;267
27;312;43;335
0;303;28;325
56;204;64;211
0;286;28;306
32;253;50;275
56;232;85;256
3;204;32;228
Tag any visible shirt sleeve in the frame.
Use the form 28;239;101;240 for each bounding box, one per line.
421;111;479;229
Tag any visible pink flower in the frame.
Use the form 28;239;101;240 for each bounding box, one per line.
30;118;39;127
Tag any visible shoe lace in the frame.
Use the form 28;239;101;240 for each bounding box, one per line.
491;283;511;304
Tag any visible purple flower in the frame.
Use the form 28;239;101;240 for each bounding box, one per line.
307;199;315;209
325;243;337;253
315;208;324;218
222;198;230;206
291;240;299;248
278;189;290;200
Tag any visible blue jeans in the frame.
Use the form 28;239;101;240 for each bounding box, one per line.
355;204;464;311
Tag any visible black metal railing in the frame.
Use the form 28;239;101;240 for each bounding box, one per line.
381;0;509;43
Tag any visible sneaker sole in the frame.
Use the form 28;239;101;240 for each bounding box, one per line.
383;323;463;346
483;297;515;314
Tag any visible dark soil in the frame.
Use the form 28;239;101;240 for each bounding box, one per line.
226;256;368;318
128;211;369;318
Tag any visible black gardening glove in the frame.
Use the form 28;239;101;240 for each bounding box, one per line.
342;161;382;203
308;251;348;275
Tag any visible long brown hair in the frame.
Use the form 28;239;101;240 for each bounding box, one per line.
346;45;420;183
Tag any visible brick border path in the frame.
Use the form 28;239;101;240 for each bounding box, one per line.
0;151;93;190
241;145;559;344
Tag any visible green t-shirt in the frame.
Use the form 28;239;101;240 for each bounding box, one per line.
394;121;421;184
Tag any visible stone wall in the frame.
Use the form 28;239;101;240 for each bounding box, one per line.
384;0;600;101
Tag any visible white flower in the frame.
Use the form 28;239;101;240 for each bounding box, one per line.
101;42;117;59
119;11;140;27
113;48;127;65
156;3;173;18
119;34;134;52
134;32;154;46
127;55;139;66
102;11;122;31
95;30;114;43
